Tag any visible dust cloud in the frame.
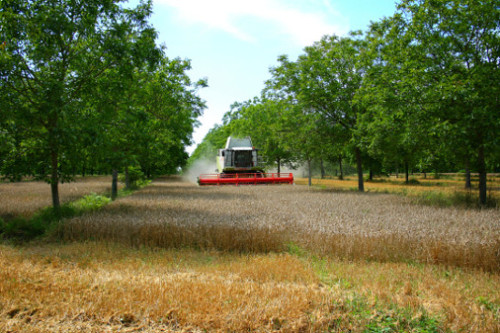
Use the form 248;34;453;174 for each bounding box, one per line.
183;159;217;184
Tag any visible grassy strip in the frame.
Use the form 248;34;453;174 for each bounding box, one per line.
286;243;443;332
300;179;499;209
0;193;110;241
0;181;150;242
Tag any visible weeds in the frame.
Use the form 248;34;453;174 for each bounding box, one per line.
0;205;75;241
364;309;440;333
0;193;111;241
71;192;111;212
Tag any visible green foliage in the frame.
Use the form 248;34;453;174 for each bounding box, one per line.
286;242;309;258
119;166;145;189
226;99;300;171
476;296;500;320
0;193;112;241
71;193;111;213
0;205;75;241
187;124;231;167
364;310;440;333
406;179;421;185
0;0;205;207
413;190;499;209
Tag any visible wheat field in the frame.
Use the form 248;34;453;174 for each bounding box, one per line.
62;178;500;271
1;177;499;331
1;242;499;332
0;176;115;219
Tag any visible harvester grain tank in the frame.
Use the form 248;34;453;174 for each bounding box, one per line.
198;136;293;185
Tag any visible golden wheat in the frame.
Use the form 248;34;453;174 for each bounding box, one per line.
1;242;498;332
61;178;500;271
2;177;499;331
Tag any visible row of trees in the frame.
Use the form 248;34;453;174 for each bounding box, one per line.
0;0;206;208
190;0;499;205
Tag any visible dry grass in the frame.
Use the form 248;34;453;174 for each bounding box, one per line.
0;176;116;219
0;242;498;332
1;178;499;331
61;178;500;271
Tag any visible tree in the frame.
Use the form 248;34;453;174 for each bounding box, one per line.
224;98;297;173
268;33;368;191
0;0;158;209
137;58;206;177
392;0;499;204
187;124;232;168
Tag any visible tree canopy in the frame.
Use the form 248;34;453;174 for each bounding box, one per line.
189;0;499;205
0;0;206;208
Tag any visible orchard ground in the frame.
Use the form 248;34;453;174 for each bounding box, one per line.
0;175;499;332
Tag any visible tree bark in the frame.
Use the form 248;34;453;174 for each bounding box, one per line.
307;159;312;187
50;149;60;210
338;157;343;180
320;159;325;179
478;145;487;205
465;159;472;189
405;161;409;184
355;147;364;192
48;113;60;210
111;169;118;200
125;166;130;190
369;169;373;181
276;157;281;175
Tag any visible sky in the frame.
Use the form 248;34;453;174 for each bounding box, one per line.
140;0;399;154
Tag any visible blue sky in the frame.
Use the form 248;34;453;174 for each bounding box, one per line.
142;0;399;154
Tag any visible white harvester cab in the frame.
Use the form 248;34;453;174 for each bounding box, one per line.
216;136;260;174
197;136;293;185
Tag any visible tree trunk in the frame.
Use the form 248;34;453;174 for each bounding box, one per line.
405;161;409;184
50;149;60;210
465;159;472;189
369;169;373;181
338;157;344;180
320;159;325;179
423;171;427;179
111;169;118;200
276;157;281;175
125;166;130;190
355;147;364;192
307;159;312;187
478;145;487;205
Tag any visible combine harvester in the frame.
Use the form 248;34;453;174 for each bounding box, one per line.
198;137;293;186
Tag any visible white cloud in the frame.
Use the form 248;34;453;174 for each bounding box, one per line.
156;0;348;46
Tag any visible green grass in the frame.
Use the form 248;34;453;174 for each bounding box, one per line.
413;189;498;208
0;193;110;242
0;179;153;242
364;309;440;333
287;243;444;332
